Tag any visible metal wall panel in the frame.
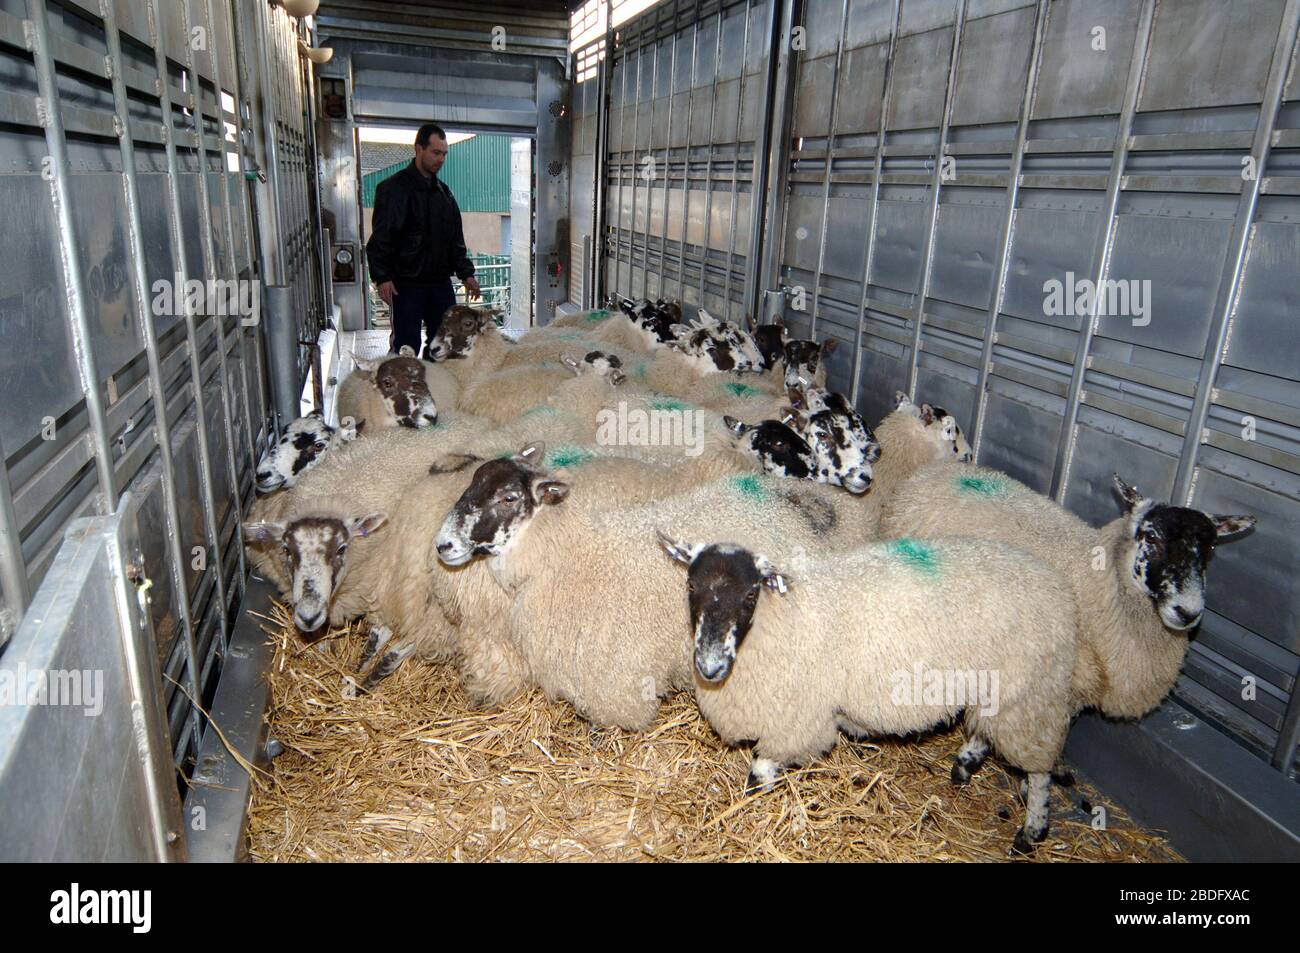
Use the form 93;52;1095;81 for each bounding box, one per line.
767;0;1300;778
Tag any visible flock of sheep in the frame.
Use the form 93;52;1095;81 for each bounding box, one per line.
246;298;1255;854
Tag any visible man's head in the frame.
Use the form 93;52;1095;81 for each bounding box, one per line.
414;123;449;177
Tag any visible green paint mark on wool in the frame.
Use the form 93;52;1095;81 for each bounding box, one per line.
886;538;940;576
955;474;1007;497
520;405;557;418
649;397;691;411
729;474;770;502
584;309;612;323
546;446;597;469
633;361;649;381
725;382;759;398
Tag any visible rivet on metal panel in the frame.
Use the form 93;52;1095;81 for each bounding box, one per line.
103;54;114;79
1172;711;1197;730
112;114;124;138
1201;427;1211;443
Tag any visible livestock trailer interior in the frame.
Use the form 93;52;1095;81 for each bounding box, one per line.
0;0;1296;868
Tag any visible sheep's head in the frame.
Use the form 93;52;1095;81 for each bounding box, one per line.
749;316;787;371
243;512;388;638
255;411;353;493
784;385;880;494
893;391;972;463
561;350;626;386
659;535;789;684
780;337;836;389
724;417;815;482
434;443;569;567
354;353;437;428
425;305;494;362
1112;475;1255;632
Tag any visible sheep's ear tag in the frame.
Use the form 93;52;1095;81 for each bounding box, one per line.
519;442;545;461
723;416;746;436
536;481;569;506
771;575;788;595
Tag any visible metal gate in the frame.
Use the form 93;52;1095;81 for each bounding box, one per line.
0;0;321;857
587;0;1300;795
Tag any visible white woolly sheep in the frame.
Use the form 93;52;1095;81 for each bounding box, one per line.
659;533;1078;852
457;350;628;424
336;348;440;431
255;410;358;493
881;466;1256;720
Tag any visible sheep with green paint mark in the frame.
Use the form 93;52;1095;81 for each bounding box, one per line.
658;532;1079;853
881;462;1256;721
433;448;880;729
457;349;628;425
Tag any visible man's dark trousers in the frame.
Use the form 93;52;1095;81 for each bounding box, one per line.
390;278;456;355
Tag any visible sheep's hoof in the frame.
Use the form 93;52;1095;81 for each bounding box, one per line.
743;772;770;796
951;760;972;786
341;676;362;700
1052;768;1076;788
1010;826;1047;856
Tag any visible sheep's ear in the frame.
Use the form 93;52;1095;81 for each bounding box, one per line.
920;403;938;425
353;356;380;375
533;480;569;507
786;385;808;409
243;521;285;545
338;416;359;440
722;415;748;436
398;345;416;358
307;408;324;418
1112;474;1146;512
940;415;959;441
754;555;790;595
608;369;627;386
893;390;916;413
348;513;389;538
657;530;702;566
517;442;546;463
746;313;757;332
1209;514;1256;539
820;338;838;358
353;417;367;434
560;353;582;374
771;311;784;328
668;323;690;339
779;406;804;428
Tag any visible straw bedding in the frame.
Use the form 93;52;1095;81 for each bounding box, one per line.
246;605;1180;862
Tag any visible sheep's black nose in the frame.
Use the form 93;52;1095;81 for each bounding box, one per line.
1173;606;1199;626
437;541;454;554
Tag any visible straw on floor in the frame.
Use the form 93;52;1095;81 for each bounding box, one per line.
246;605;1180;862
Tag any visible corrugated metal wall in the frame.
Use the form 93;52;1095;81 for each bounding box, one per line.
601;0;774;318
583;0;1300;781
360;134;513;210
0;0;319;784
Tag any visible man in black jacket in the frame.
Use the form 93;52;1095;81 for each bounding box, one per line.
366;123;481;354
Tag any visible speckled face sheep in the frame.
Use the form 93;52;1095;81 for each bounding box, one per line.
722;417;818;484
243;512;388;637
424;305;498;362
673;309;765;373
779;337;836;390
348;351;439;428
746;313;786;371
255;411;357;493
881;468;1256;718
781;387;881;495
563;350;626;386
660;535;1078;853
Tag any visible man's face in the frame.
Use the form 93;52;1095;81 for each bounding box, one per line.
415;134;448;176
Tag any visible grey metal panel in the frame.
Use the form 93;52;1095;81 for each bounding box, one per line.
927;199;1000;309
949;6;1035;127
1000;204;1099;324
821;188;873;279
74;176;145;378
885;26;953;130
1225;223;1300;384
1140;0;1284;113
977;388;1062;493
834;41;888;135
1031;0;1141;121
869;196;928;291
792;53;835;139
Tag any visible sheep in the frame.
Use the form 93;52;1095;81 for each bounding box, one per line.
336;347;440;431
423;306;517;385
456;349;628;424
432;442;882;728
881;467;1257;721
669;314;764;374
776;337;836;390
746;313;786;371
658;533;1078;852
255;410;358;493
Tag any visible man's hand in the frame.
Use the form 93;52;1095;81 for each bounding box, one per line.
377;280;397;307
463;276;481;301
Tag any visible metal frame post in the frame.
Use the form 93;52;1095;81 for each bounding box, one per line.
806;0;850;337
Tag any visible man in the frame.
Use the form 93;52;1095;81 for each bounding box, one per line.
366;123;482;355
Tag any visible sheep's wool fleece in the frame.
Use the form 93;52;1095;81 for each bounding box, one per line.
696;537;1076;773
881;461;1190;718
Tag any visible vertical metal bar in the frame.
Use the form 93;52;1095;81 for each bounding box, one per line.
627;44;643;298
697;1;726;309
0;431;30;645
101;0;202;764
185;0;246;621
903;0;968;397
1048;0;1156;502
721;0;753;316
25;0;118;514
614;38;630;296
205;0;259;531
848;0;901;408
676;0;703;303
255;1;288;288
806;0;850;337
656;9;679;304
1276;669;1300;773
150;0;232;681
1173;1;1300;511
753;0;798;317
639;20;661;300
969;0;1049;459
592;27;613;306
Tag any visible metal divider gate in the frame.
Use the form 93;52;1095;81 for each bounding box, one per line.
588;0;1300;794
0;0;320;858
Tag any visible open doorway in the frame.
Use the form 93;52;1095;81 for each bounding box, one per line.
355;124;534;334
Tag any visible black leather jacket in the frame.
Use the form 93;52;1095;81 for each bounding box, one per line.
365;161;475;285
